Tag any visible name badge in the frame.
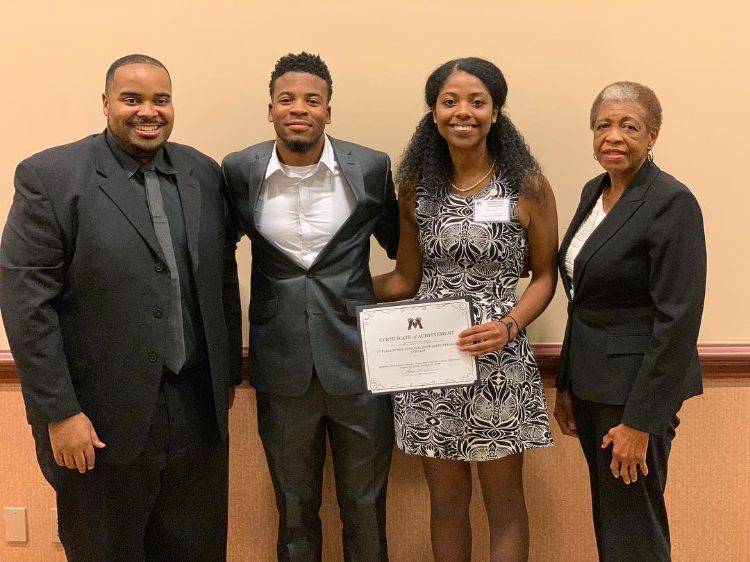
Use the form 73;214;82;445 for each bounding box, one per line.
474;198;511;222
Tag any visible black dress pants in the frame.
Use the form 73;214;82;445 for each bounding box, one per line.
572;394;678;562
256;373;394;562
33;364;228;562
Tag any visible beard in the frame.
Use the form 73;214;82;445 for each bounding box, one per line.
280;137;316;154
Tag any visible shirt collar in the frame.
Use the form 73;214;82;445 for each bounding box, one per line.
105;131;175;178
265;134;335;179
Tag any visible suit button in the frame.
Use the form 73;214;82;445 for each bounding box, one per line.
153;307;163;318
147;351;158;363
154;262;165;272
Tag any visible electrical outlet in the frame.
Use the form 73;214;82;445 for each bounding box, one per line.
4;507;27;542
50;508;60;543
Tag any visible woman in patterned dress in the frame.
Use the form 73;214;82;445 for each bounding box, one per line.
374;58;558;561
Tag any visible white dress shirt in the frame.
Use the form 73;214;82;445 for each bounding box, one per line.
564;192;607;297
256;135;356;269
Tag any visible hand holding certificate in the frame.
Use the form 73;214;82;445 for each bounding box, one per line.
357;297;479;393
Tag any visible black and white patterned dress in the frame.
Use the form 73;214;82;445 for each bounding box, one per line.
392;174;553;461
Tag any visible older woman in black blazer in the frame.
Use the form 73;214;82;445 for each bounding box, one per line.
554;82;706;561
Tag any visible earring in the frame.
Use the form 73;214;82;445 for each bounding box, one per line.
593;153;599;162
647;148;654;161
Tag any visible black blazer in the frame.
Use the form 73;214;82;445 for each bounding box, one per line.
0;133;242;463
222;138;398;396
557;160;706;434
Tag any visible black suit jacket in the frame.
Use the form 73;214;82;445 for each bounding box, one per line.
557;160;706;434
222;138;398;396
0;132;242;464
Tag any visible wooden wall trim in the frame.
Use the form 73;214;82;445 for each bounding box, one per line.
532;342;750;378
1;344;748;382
0;350;15;381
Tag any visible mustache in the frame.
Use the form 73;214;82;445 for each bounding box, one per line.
129;118;166;125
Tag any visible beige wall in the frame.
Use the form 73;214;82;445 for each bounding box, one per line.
1;0;748;346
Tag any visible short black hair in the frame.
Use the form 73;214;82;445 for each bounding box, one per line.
105;54;170;92
269;52;332;101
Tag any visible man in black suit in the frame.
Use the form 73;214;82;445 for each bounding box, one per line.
0;54;242;561
222;52;399;561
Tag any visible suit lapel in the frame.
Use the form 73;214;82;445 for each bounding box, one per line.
94;136;165;261
170;150;202;273
180;179;201;274
309;138;364;269
558;175;606;298
249;148;272;228
572;160;659;293
336;142;366;207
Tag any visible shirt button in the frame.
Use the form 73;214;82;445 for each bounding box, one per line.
153;307;163;318
147;351;158;363
154;263;165;273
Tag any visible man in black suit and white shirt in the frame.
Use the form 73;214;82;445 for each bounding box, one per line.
222;52;399;561
0;54;242;561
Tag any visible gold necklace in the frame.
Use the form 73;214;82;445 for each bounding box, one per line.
450;163;495;193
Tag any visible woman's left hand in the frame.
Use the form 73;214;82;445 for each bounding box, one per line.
457;321;509;356
554;390;578;438
601;423;650;485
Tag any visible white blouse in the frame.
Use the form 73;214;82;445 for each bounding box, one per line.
564;193;607;297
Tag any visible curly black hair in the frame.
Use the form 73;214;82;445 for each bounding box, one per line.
397;57;541;198
269;52;333;102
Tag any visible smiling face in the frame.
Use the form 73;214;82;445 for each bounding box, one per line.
268;71;331;165
102;63;174;162
432;70;498;153
592;100;659;182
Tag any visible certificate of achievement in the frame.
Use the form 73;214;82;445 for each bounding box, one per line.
357;297;479;393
